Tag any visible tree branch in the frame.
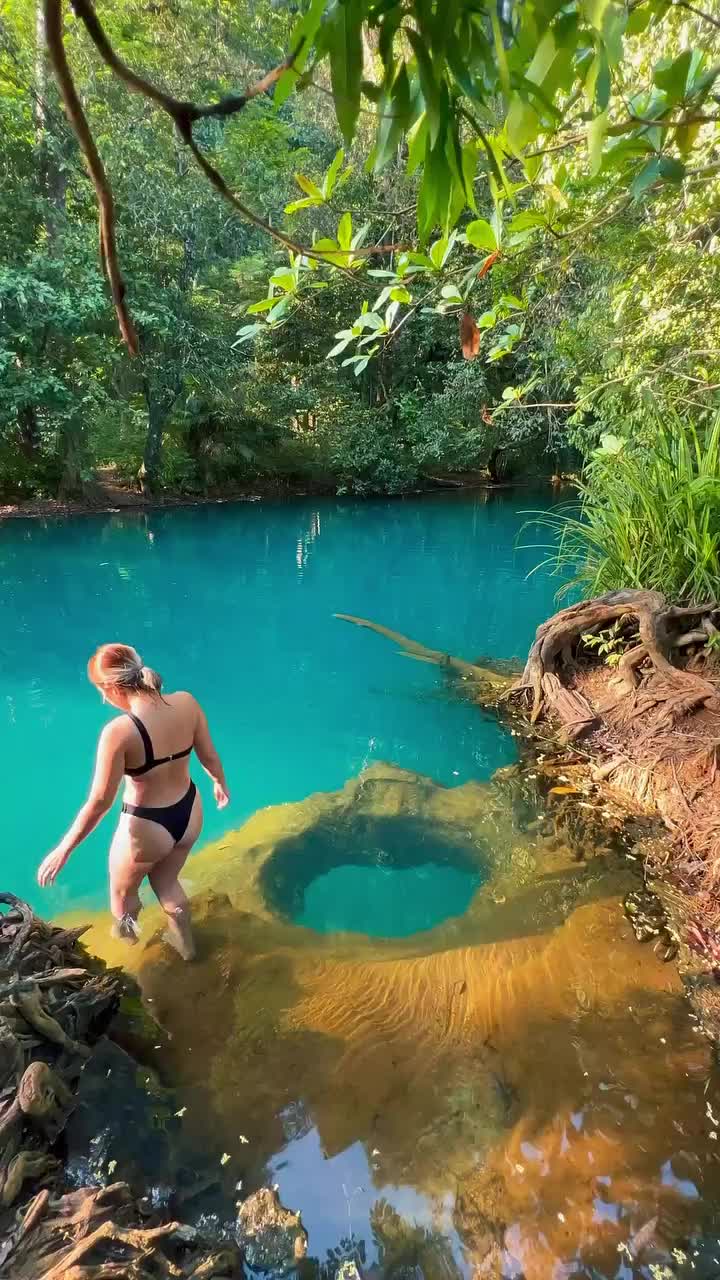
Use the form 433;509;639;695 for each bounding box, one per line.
673;0;720;31
70;0;298;138
43;0;139;354
47;0;320;348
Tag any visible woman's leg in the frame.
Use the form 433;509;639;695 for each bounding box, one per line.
148;791;203;960
108;815;173;943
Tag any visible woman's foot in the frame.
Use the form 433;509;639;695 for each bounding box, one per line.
112;912;141;945
162;906;195;961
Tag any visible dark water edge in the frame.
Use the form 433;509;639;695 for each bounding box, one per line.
0;473;574;522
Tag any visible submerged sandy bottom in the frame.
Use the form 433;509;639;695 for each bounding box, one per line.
74;764;720;1279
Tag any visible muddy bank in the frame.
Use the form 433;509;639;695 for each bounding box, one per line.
504;590;720;1043
73;763;720;1279
0;472;562;522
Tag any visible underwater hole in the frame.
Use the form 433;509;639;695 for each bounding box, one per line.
260;814;489;938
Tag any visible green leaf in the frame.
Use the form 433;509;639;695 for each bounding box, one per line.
490;9;510;99
337;212;353;251
327;0;364;145
582;0;611;28
284;197;322;214
327;335;354;357
465;218;498;252
407;28;441;144
246;297;277;314
626;5;651;33
407;114;429;175
461;142;478;214
508;211;546;233
429;232;457;270
506;95;539;153
592;47;611;110
233;323;263;347
266;299;289;324
654;50;692;102
275;0;326;107
587;109;608;175
630;154;685;198
441;284;463;303
360;311;384;331
390;286;412;303
372;65;409;170
602;5;626;67
295;173;324;200
676;120;702;157
269;271;297;292
323;149;346;199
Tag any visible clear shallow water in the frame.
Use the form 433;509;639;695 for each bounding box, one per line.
0;490;556;914
12;491;720;1279
296;862;484;936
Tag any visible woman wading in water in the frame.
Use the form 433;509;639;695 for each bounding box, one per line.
37;644;229;960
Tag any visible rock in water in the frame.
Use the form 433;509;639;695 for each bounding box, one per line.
237;1186;308;1272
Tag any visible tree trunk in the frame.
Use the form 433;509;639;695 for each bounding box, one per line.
487;446;503;483
16;405;41;461
57;424;86;499
140;381;167;495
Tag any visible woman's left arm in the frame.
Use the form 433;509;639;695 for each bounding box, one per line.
37;723;126;887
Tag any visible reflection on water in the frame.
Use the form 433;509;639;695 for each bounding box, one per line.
75;764;720;1280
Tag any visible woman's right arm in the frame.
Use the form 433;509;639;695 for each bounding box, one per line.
38;722;125;887
193;700;230;809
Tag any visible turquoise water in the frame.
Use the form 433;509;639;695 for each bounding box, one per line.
296;862;483;935
0;491;556;915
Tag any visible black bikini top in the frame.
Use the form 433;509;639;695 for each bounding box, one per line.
124;712;193;777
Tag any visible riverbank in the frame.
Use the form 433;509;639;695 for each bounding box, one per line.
0;469;568;521
504;589;720;1042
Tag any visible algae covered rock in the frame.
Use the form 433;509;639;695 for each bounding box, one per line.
237;1186;308;1272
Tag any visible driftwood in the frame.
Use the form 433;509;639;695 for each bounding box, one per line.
0;894;243;1279
334;613;511;692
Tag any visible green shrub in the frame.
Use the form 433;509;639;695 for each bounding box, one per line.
529;414;720;604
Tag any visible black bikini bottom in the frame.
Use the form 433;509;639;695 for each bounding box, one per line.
122;781;197;844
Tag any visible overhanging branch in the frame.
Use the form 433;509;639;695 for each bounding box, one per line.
46;0;329;352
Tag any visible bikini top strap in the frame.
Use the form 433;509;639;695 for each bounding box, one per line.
126;711;155;769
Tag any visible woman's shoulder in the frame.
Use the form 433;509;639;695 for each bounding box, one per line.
165;690;198;712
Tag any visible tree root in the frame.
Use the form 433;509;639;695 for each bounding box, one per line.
513;589;720;735
0;897;245;1279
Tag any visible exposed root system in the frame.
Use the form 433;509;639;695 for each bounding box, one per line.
0;893;242;1279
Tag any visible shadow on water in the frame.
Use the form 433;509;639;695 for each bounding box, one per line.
70;767;720;1280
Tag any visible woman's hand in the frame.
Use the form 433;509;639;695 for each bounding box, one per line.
214;781;230;810
37;848;69;888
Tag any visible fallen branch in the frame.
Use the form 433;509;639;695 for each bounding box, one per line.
334;613;510;690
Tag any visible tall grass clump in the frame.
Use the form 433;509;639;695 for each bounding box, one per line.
529;413;720;603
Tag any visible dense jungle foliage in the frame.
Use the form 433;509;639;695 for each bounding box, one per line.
1;0;719;507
